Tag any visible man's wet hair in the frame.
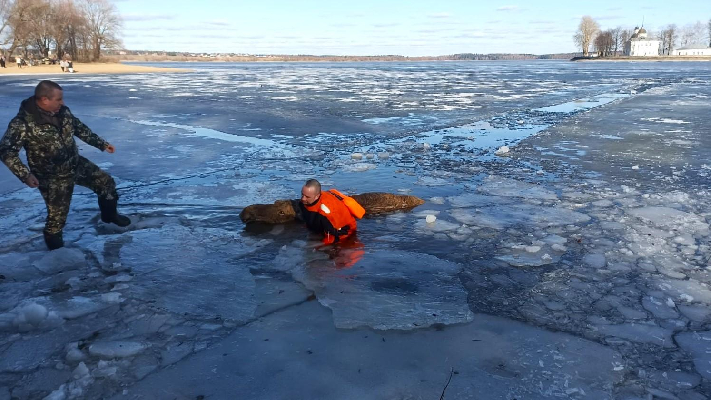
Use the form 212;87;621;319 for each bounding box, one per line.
304;179;321;193
35;80;63;99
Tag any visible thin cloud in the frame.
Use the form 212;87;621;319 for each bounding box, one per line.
496;5;519;12
122;13;176;22
373;23;400;28
205;19;231;27
195;33;235;39
454;32;489;39
416;28;458;34
596;15;624;21
428;12;451;19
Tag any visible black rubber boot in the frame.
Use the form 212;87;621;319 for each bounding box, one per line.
98;197;131;227
43;231;64;250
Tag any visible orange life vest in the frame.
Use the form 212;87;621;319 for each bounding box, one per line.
304;190;357;242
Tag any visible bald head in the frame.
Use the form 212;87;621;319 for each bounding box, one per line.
301;179;321;205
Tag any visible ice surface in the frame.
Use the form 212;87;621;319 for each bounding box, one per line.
274;245;473;330
88;341;149;358
476;175;559;200
111;302;624;400
628;206;708;234
31;248;86;275
676;331;711;380
116;224;261;320
596;322;675;348
451;204;590;230
494;145;510;155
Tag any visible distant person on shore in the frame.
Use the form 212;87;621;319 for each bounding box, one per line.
16;56;22;68
59;59;66;72
0;56;6;68
0;80;131;250
67;60;74;73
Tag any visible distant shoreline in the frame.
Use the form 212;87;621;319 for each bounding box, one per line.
0;62;191;76
572;56;711;62
106;54;575;63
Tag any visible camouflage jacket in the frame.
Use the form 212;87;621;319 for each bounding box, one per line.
0;97;108;180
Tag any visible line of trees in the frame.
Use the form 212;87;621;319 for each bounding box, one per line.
0;0;122;62
574;16;711;57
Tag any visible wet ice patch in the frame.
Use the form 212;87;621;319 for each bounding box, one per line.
535;93;628;113
88;341;149;358
477;175;558;201
281;246;473;330
596;323;674;348
32;248;87;275
496;251;558;267
116;224;265;321
451;204;590;230
361;113;435;127
641;117;691;124
675;331;711;380
342;163;377;172
628;207;708;234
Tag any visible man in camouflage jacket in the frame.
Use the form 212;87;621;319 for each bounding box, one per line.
0;80;130;250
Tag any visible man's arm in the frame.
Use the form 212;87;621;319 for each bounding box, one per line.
69;110;109;151
0;119;32;182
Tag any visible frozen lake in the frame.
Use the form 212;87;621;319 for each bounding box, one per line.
1;61;710;399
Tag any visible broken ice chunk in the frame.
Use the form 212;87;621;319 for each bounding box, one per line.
494;146;510;156
88;341;149;358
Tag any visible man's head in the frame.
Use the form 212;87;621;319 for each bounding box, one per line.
34;80;64;114
301;179;321;205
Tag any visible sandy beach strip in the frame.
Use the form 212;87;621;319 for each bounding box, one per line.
0;62;191;76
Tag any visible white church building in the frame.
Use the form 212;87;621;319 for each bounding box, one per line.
624;27;660;57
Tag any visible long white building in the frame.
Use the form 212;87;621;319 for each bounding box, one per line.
624;27;660;57
673;45;711;56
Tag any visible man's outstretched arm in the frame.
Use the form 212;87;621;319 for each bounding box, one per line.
69;110;109;151
0;119;32;183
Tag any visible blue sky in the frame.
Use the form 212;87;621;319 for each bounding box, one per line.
112;0;711;56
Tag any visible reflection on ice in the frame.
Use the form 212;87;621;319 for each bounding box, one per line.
129;119;279;146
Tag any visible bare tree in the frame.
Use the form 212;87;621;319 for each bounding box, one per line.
658;24;678;55
708;18;711;46
657;30;667;55
595;30;615;57
80;0;121;61
610;27;622;56
51;0;86;60
0;0;13;45
6;0;41;56
680;22;705;47
574;16;600;57
620;28;631;46
26;0;52;58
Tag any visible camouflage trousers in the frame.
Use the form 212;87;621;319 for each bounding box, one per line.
38;156;118;235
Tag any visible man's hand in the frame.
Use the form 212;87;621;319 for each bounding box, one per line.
105;144;116;153
24;173;39;188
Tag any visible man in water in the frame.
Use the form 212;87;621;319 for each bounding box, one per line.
299;179;357;244
0;80;131;250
